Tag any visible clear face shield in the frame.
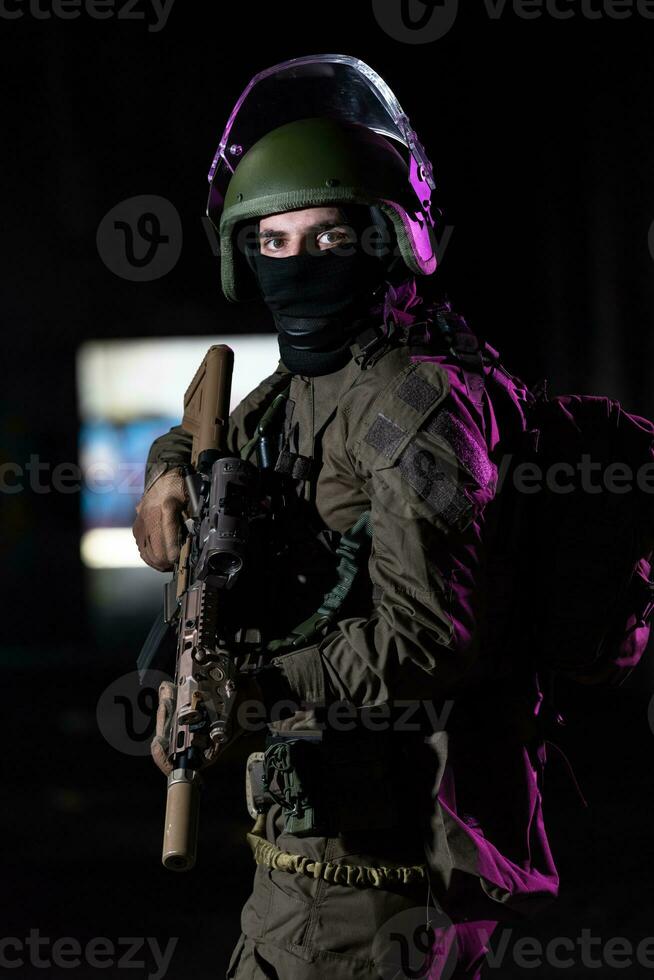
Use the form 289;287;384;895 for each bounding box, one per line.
206;54;437;263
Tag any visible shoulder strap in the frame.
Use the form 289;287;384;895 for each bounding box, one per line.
427;307;486;407
240;376;293;463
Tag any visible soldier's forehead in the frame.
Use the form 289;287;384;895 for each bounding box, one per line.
258;206;346;234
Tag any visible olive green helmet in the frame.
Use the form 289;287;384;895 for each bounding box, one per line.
206;55;438;303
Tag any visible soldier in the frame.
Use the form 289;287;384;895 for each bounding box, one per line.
133;56;559;979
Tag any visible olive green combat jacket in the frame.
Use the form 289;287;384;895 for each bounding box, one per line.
142;298;559;960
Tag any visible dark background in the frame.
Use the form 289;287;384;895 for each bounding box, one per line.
3;2;654;977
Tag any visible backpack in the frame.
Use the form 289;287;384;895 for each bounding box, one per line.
509;390;654;686
427;305;654;688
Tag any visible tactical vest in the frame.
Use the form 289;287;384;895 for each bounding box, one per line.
259;309;654;687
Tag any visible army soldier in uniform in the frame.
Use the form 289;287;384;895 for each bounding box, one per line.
133;56;559;979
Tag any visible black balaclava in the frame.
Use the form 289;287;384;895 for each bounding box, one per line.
244;206;402;376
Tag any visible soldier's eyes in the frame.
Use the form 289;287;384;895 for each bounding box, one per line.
317;229;352;248
260;227;354;253
262;238;286;251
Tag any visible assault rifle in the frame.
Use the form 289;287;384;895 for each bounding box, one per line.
138;344;287;871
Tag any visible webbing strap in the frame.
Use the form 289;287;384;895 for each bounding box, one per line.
316;510;372;617
240;386;292;463
265;510;373;654
432;310;486;407
246;815;428;889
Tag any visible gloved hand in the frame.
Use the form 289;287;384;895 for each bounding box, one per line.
150;675;268;777
132;467;187;572
151;680;177;775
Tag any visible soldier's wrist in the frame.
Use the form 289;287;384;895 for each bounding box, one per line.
143;461;185;496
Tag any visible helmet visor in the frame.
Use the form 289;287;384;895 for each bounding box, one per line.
207;54;436;221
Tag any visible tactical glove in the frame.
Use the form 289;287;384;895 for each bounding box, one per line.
132;467;187;571
151;676;269;777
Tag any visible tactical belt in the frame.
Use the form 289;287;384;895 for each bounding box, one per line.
246;814;428;889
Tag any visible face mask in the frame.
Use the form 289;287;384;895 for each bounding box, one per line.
246;245;389;376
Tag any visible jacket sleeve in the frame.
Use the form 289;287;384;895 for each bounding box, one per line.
142;358;291;492
271;358;498;709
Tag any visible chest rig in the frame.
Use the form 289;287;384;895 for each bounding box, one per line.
247;311;495;843
245;309;491;657
270;320;396;488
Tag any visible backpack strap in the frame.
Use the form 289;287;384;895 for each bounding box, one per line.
428;308;486;407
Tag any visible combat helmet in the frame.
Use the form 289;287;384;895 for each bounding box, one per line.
206;54;439;302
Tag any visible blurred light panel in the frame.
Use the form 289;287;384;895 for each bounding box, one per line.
77;335;278;421
80;528;145;568
77;335;278;568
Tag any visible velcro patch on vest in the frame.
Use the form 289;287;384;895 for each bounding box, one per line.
274;449;313;481
427;411;496;491
397;373;441;413
396;440;471;528
357;361;449;471
354;361;482;530
364;414;407;460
